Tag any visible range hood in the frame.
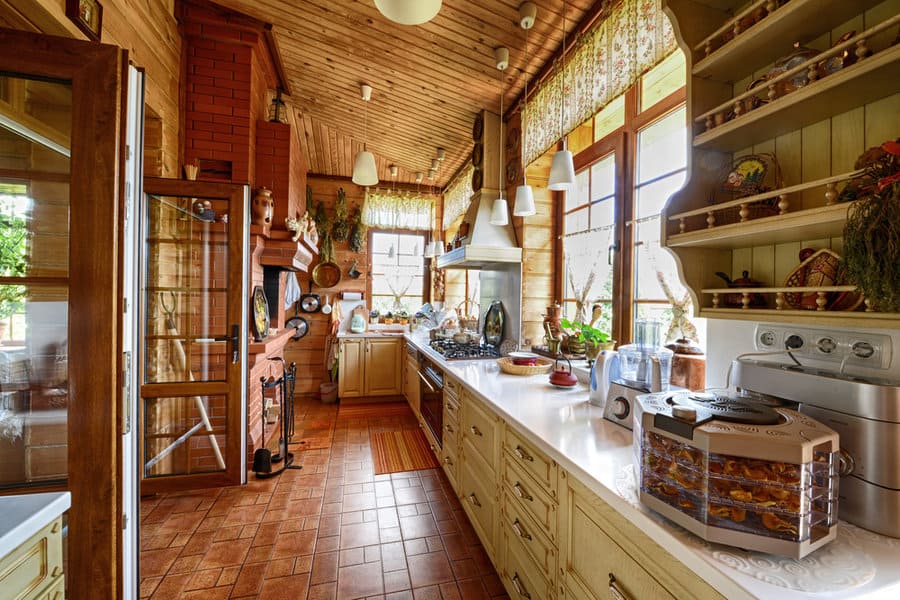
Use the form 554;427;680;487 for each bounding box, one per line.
437;189;522;269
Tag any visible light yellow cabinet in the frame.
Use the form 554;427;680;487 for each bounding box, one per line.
558;471;724;600
459;390;501;556
664;0;900;327
0;516;64;600
338;337;401;399
403;349;421;416
441;378;461;493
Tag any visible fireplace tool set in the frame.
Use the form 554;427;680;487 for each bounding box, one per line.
252;357;302;478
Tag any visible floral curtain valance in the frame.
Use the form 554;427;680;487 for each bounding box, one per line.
362;189;434;231
442;162;474;230
523;0;676;166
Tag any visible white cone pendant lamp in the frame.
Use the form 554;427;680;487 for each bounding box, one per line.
514;2;537;217
352;84;379;187
548;0;575;192
375;0;442;25
490;47;510;226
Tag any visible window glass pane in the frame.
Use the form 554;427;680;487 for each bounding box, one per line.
589;202;615;231
370;231;425;314
637;107;687;184
564;208;589;235
641;50;686;112
635;172;687;222
593;95;625;142
590;155;615;202
566;169;590;212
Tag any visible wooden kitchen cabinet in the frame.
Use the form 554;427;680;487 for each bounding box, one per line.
0;516;64;600
558;471;724;600
459;390;501;556
403;348;421;416
338;337;402;399
664;0;900;327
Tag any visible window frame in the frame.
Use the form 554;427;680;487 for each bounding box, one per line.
554;84;686;345
365;227;432;312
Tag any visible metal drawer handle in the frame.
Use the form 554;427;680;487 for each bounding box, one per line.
514;445;534;462
51;566;62;577
512;573;531;599
447;403;456;412
514;482;533;502
511;518;532;540
444;456;454;466
609;574;632;600
468;493;481;508
417;370;436;393
446;424;454;433
51;522;61;534
470;425;483;437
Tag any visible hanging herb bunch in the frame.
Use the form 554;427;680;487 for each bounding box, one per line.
313;198;329;235
842;140;900;312
332;187;350;242
320;230;335;263
348;205;367;253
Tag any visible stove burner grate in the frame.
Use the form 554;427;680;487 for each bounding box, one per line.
429;339;501;360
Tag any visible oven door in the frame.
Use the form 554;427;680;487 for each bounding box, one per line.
418;359;444;449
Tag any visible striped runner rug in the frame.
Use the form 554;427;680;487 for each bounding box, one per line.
370;428;439;475
337;402;413;420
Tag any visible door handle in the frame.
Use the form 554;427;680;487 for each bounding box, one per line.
213;324;240;363
511;518;532;540
513;445;534;462
511;573;531;599
513;482;533;502
417;370;436;393
467;493;481;508
470;425;483;437
608;574;632;600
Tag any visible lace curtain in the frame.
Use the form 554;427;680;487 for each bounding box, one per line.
362;189;434;231
442;162;474;230
523;0;676;165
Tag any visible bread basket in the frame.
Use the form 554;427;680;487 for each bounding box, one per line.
497;356;554;376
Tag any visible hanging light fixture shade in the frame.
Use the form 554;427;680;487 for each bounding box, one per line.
423;240;436;258
548;0;576;191
514;184;536;216
490;197;510;226
352;83;379;186
374;0;442;25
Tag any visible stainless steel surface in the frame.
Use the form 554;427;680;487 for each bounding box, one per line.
832;472;900;540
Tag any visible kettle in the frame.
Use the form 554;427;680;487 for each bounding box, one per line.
590;350;619;407
549;356;578;387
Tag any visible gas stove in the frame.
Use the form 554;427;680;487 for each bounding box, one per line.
429;339;501;360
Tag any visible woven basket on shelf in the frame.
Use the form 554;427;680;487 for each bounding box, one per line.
709;153;782;225
497;357;554;376
457;299;479;331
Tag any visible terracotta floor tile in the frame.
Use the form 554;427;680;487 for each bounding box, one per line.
231;562;267;596
217;565;241;586
265;557;295;579
439;582;462;600
259;573;310;600
184;567;221;591
271;528;317;558
383;568;411;593
340;520;380;549
317;534;340;553
339;546;365;566
308;581;338;600
406;551;454;588
450;558;479;580
439;534;468;561
148;573;191;599
310;551;339;585
141;547;182;578
168;554;202;574
179;587;232;599
295;554;314;574
199;538;252;569
455;577;489;599
180;531;216;556
403;538;428;556
384;592;414;600
139;576;162;598
411;586;441;600
336;560;384;598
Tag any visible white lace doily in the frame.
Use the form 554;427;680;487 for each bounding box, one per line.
614;465;877;593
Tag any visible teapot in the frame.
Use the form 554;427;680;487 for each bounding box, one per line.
549;356;578;388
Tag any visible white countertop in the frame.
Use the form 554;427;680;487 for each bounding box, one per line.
406;333;900;599
0;492;71;557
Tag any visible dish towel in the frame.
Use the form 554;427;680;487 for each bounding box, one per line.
284;272;302;308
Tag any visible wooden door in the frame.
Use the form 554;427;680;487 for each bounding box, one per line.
139;177;248;495
0;28;128;599
365;338;401;395
338;339;364;397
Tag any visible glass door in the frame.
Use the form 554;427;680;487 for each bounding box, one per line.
0;27;129;598
139;177;248;494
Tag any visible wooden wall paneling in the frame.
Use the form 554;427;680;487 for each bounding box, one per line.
730;248;752;281
865;94;900;147
831;107;865;173
774;242;803;284
799;120;831;210
751;245;774;290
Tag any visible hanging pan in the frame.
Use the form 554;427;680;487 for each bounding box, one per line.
285;303;309;340
299;280;321;313
312;261;342;288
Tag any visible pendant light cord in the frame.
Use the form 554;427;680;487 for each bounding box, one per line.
523;26;529;186
499;64;504;198
561;0;568;151
363;95;368;152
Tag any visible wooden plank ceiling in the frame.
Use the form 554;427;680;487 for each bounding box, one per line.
212;0;596;188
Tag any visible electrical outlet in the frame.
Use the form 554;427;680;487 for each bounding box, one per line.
753;324;892;369
757;328;779;348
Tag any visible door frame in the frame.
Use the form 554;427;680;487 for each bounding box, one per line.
0;28;128;598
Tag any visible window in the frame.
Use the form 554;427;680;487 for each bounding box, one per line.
0;183;29;342
558;50;703;346
369;231;427;315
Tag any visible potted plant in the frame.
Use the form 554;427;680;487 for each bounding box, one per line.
561;318;613;363
369;309;380;325
397;309;409;324
383;311;394;325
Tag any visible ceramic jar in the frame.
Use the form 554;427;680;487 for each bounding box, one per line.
251;187;274;226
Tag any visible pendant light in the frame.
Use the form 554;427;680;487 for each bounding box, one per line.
547;0;576;192
490;46;510;226
374;0;442;25
352;83;379;186
514;2;537;217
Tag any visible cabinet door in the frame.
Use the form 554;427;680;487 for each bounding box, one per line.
364;338;401;395
338;339;364;397
405;356;421;414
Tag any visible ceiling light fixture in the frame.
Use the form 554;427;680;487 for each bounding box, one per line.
352;83;379;187
490;46;510;227
547;0;576;192
514;2;537;217
436;147;446;161
415;172;424;183
374;0;442;25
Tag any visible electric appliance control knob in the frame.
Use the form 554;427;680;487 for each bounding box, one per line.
611;397;629;420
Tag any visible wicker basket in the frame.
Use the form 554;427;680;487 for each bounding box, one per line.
710;153;782;225
497;356;554;376
457;299;480;331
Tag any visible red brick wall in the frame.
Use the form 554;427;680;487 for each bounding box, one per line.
255;121;308;227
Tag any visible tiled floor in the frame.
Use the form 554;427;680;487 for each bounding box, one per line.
139;398;508;599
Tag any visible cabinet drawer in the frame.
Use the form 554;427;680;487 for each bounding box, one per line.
502;496;557;581
444;389;460;422
505;426;557;497
0;516;64;600
502;521;554;600
503;458;557;542
460;446;497;554
462;394;499;469
445;376;461;400
36;576;65;600
442;440;459;495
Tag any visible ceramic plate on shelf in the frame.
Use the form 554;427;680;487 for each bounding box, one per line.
251;286;269;342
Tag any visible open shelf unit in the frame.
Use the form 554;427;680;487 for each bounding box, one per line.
663;0;900;327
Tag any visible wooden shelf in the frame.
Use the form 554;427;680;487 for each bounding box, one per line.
693;43;900;151
666;203;849;249
699;307;900;328
692;0;883;82
248;327;296;356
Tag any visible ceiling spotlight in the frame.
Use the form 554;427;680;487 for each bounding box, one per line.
518;1;537;29
431;158;440;170
374;0;442;25
428;168;436;180
494;46;510;71
415;172;424;183
389;164;399;177
436;147;446;161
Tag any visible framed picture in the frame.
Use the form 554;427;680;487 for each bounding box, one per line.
251;286;270;342
65;0;103;42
